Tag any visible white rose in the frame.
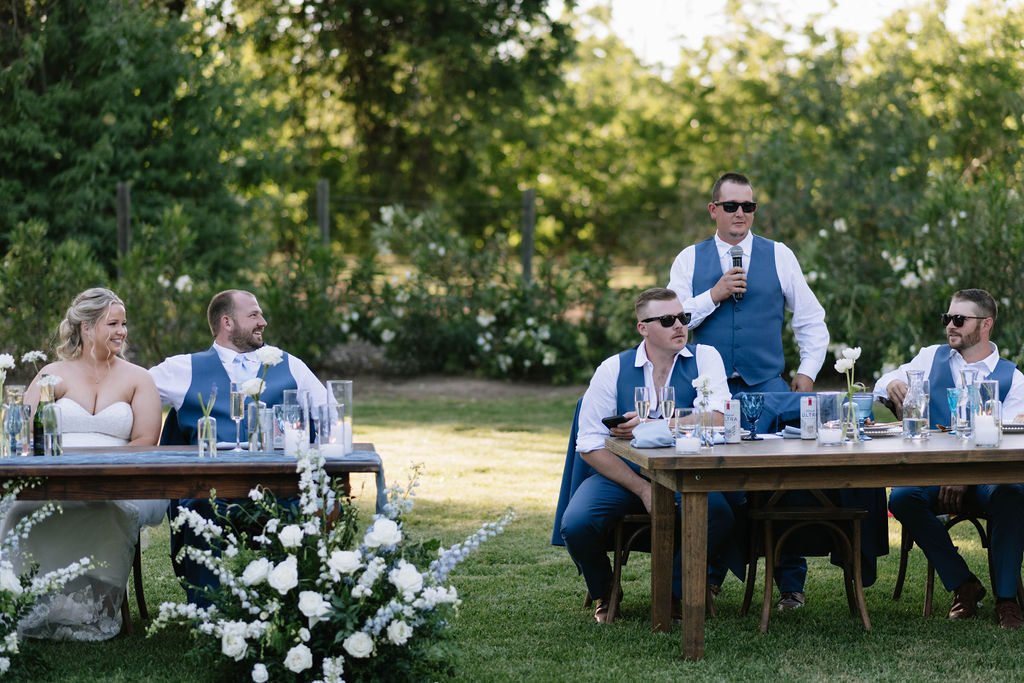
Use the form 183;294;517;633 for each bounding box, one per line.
327;550;362;574
842;346;862;361
241;378;266;398
251;663;269;682
297;591;331;622
278;524;304;548
364;518;402;548
283;643;313;673
241;557;271;586
255;345;284;367
267;555;299;595
389;561;423;597
343;631;374;659
221;633;247;661
386;620;413;646
0;567;23;596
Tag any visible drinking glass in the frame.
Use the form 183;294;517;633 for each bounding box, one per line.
327;380;354;455
817;391;844;446
673;407;700;454
634;387;651;424
852;393;874;441
946;387;963;436
740;392;764;440
229;381;245;451
247;401;268;451
659;386;675;425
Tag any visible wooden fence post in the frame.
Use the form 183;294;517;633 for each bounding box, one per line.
116;182;131;278
521;188;535;288
317;179;330;246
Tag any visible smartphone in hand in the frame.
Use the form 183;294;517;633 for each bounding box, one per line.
601;414;628;429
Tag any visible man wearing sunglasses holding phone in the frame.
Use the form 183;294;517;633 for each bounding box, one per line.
667;172;829;611
556;288;745;624
878;289;1024;629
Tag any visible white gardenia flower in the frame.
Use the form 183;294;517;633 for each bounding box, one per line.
267;555;299;594
387;620;413;646
297;591;331;622
327;550;362;574
364;518;402;548
842;347;862;361
255;345;284;367
241;557;272;586
241;378;266;398
283;643;313;673
278;524;304;548
221;632;248;661
251;663;269;682
0;565;23;596
834;358;854;374
343;631;374;658
389;561;423;597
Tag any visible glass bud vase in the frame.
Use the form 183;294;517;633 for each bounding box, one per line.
198;417;217;458
902;370;929;439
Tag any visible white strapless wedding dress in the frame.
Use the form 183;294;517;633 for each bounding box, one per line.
0;398;168;641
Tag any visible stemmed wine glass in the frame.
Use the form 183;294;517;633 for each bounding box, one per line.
634;386;651;424
230;382;245;451
659;386;675;428
740;392;764;440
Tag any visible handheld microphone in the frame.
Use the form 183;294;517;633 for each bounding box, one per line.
730;245;744;301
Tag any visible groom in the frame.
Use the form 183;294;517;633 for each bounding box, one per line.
149;288;329;605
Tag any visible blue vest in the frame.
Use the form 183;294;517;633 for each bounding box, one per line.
176;347;298;443
614;344;700;415
926;345;1016;428
691;236;785;385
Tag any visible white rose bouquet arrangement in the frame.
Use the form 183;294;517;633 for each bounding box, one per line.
150;453;515;681
0;479;94;677
835;346;866;436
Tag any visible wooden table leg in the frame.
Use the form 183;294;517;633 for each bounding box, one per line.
650;480;675;632
680;490;707;660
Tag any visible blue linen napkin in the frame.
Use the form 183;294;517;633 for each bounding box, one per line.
781;425;803;439
630;420;674;448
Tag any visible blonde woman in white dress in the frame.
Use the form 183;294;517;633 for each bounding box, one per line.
1;287;167;641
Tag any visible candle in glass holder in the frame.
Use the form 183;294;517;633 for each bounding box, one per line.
973;414;1000;447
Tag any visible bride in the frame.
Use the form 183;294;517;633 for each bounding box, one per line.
1;287;167;641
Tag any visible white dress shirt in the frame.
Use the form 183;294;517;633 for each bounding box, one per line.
149;342;329;411
576;342;730;454
667;231;829;380
873;342;1024;419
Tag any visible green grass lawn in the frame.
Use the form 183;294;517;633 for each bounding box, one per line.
15;386;1024;681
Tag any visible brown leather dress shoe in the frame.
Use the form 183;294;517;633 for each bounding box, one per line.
948;578;986;620
996;600;1024;630
594;598;615;624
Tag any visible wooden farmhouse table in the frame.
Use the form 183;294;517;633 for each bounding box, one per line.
605;431;1024;660
0;444;384;507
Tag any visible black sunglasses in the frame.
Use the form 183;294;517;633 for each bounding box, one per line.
713;200;758;213
641;312;691;327
941;313;988;327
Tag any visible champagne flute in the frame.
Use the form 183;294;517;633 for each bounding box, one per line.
230;381;245;451
660;386;675;430
634;386;651;424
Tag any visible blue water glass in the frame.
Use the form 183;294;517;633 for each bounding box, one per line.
946;387;961;435
851;393;874;441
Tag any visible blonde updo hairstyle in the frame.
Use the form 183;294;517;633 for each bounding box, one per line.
56;287;128;360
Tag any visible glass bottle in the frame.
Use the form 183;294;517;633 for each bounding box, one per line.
32;379;56;456
902;370;929;439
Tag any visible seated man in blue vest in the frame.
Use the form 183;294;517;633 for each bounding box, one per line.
558;287;745;624
667;171;829;610
149;289;329;606
878;288;1024;629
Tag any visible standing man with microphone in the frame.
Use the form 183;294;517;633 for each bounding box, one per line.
667;172;831;611
667;172;828;394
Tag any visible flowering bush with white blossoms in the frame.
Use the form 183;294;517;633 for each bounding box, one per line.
0;479;95;678
150;454;515;681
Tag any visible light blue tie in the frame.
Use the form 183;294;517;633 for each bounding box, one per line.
233;355;256;380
